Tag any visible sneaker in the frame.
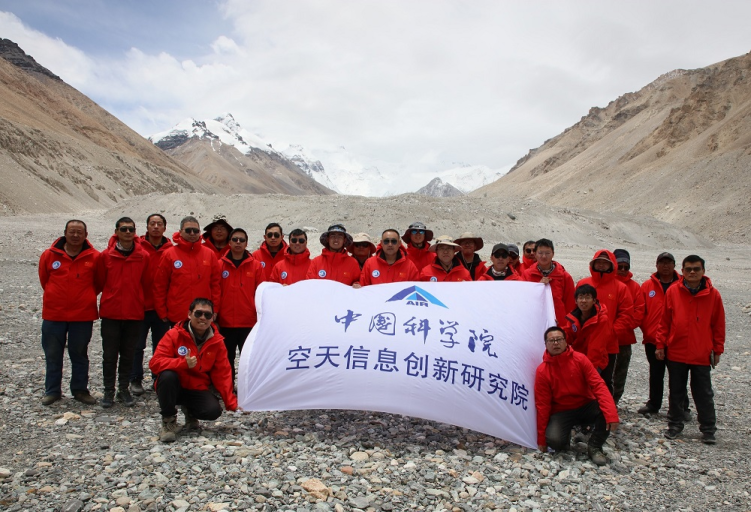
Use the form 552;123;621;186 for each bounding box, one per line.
588;447;608;466
101;390;115;409
130;381;145;396
159;415;180;443
181;406;200;431
41;394;61;406
701;433;716;445
73;391;97;405
116;388;135;407
637;404;659;415
664;428;682;440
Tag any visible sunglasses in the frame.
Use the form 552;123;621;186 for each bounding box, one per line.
183;228;200;234
290;237;306;244
411;230;425;235
118;226;136;233
231;237;246;243
684;266;703;273
382;238;399;245
353;242;372;248
618;264;630;271
509;253;519;259
524;248;535;254
493;251;509;259
266;232;281;238
192;310;213;319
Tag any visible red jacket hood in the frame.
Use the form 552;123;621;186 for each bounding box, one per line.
374;244;409;261
283;246;311;262
257;240;289;258
49;236;97;256
171;231;203;252
542;344;575;364
588;249;617;285
616;271;634;283
220;250;253;265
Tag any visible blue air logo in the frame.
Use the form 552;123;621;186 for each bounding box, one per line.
386;286;447;308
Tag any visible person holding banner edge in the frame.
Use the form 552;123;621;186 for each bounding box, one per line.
535;326;619;466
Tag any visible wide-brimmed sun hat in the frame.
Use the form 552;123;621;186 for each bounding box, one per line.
402;221;434;244
454;232;484;251
319;224;354;248
429;235;461;253
349;232;376;254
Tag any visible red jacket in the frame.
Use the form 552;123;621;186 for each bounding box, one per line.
39;237;100;322
478;265;522;281
576;250;634;354
218;252;265;328
269;247;312;285
96;236;149;320
563;303;612;371
616;272;645;345
149;320;237;411
520;255;536;274
306;248;361;285
153;233;221;323
522;261;576;326
639;271;679;345
202;233;230;258
534;346;618;446
253;241;288;281
406;243;433;273
360;246;419;285
656;276;725;366
139;235;172;311
459;253;488;281
419;257;472;282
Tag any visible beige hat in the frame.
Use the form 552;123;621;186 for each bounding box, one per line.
349;232;376;254
454;232;484;251
429;235;461;252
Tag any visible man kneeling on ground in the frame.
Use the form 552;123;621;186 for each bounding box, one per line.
149;298;237;442
535;326;619;466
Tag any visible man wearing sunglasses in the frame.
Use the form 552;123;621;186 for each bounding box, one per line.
656;255;725;445
217;228;264;385
520;241;537;273
349;233;377;270
269;229;312;285
478;243;521;281
153;216;221;327
401;222;434;272
535;326;619;466
253;223;288;281
95;217;149;408
150;298;237;442
307;224;361;286
360;229;419;286
39;219;100;406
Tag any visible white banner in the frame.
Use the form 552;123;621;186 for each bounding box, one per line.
238;280;555;448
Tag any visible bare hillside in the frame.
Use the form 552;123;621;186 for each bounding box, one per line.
0;39;218;215
475;52;751;243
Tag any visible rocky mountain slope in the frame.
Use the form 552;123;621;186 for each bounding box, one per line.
150;115;334;195
416;177;464;198
0;39;218;215
475;52;751;243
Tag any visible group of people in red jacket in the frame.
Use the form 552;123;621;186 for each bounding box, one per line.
38;217;725;450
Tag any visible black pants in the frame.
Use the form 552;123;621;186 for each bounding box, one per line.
644;344;689;412
101;318;142;391
612;344;632;404
221;327;251;383
602;353;617;396
666;360;716;434
130;310;171;383
545;400;609;451
155;370;222;420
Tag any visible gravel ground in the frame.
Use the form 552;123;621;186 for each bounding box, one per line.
1;203;750;512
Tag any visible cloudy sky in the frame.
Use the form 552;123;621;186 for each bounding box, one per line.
2;0;751;178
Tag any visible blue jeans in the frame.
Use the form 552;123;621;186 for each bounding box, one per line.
41;320;93;396
130;310;170;383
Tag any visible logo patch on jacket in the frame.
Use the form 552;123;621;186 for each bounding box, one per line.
174;260;183;269
649;290;656;298
572;324;578;332
281;271;288;280
222;270;230;278
318;270;327;278
261;261;266;268
430;277;437;282
177;346;189;356
372;270;380;277
52;261;61;269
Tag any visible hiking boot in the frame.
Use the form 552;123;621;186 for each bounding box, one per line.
41;394;61;406
182;406;200;431
701;432;716;445
116;388;135;407
159;415;180;443
130;381;145;396
101;390;115;409
664;428;682;440
73;391;97;405
588;447;608;466
637;404;659;415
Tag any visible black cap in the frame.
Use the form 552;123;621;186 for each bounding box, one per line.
656;252;675;264
614;249;631;264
